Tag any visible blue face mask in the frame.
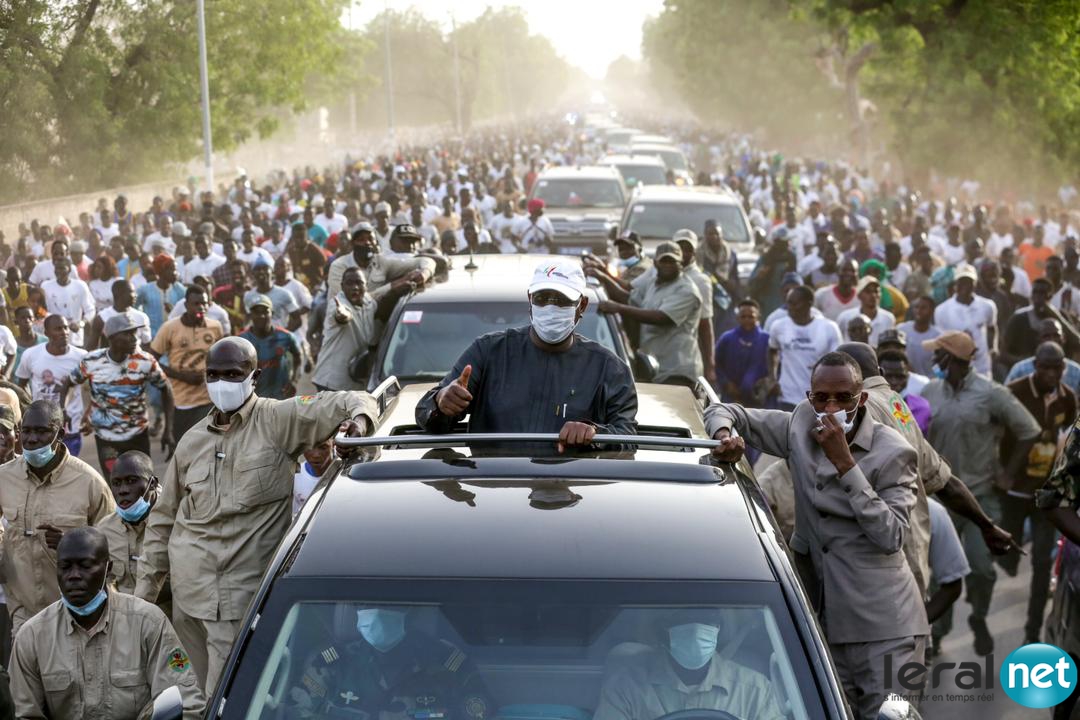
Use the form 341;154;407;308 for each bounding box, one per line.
668;622;720;670
931;363;947;379
61;573;108;617
116;496;151;523
618;256;640;269
356;609;406;653
23;438;57;468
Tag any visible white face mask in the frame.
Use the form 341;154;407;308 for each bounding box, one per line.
207;371;255;412
816;409;855;435
530;302;579;344
668;622;719;670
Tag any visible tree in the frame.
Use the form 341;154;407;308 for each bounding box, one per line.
0;0;359;203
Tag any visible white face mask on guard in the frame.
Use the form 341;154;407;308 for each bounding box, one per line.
815;409;856;435
530;303;579;344
207;371;255;412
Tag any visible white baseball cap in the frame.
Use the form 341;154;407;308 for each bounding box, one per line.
529;260;586;302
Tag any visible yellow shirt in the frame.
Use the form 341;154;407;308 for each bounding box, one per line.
148;317;224;408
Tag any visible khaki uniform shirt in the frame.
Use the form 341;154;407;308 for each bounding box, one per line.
629;274;702;383
327;253;436;299
594;651;785;720
135;391;377;621
922;371;1041;493
863;376;952;598
706;402;929;644
0;449;113;623
10;591;205;720
96;512;145;595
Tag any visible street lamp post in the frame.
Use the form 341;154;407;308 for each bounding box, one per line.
196;0;214;194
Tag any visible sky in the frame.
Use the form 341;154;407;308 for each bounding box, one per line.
344;0;666;79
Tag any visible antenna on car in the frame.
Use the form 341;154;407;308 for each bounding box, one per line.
465;248;478;270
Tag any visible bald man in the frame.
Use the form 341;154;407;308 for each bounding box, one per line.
10;527;205;719
135;336;377;692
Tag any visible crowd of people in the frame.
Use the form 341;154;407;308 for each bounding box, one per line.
0;115;1076;718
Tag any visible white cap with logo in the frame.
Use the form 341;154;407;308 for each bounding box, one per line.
528;260;587;302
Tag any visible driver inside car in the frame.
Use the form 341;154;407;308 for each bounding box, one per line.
289;606;491;720
593;610;786;720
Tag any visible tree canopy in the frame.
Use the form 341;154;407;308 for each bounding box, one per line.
0;0;356;203
643;0;1080;193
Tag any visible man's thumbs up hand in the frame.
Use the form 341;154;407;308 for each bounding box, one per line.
437;364;474;416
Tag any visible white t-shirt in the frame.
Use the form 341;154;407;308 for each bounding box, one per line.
836;306;895;345
769;316;842;405
0;326;15;369
314;213;349;238
237;246;274;269
41;279;95;347
928;497;971;585
181;254;226;284
488;214;518;253
141;232;176;256
813;285;859;322
89;279;117;311
928;237;966;266
231;225;265;242
168;301;231;336
28;260;56;286
511;215;555;251
16;344;87;433
934;295;997;376
293;461;324;516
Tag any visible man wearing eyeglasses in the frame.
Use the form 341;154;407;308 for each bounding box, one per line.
415;260;637;455
707;351;927;720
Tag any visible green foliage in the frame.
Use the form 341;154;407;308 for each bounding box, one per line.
641;0;848;151
359;7;583;132
643;0;1080;192
0;0;357;203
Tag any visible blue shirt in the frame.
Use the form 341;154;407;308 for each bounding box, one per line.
240;327;300;399
136;282;187;337
1005;356;1080;397
714;325;770;403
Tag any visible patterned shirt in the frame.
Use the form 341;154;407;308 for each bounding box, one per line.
1039;415;1080;510
70;348;168;442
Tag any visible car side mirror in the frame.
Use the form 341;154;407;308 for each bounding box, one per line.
632;350;659;382
150;686;184;720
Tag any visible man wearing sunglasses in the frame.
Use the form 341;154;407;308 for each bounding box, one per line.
706;351;926;719
415;260;637;455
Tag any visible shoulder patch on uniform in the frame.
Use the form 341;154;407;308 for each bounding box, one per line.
320;645;340;665
168;647;191;673
444;646;466;672
296;395;318;405
891;398;912;426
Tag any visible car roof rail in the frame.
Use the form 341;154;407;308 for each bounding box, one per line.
334;432;722;450
693;376;720;410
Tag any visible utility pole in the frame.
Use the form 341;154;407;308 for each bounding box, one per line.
451;13;462;133
384;1;395;146
196;0;214;194
348;1;357;137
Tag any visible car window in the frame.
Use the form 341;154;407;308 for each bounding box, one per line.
532;179;625;208
612;165;667;188
240;598;813;720
625;202;750;244
380;302;618;383
631;148;687;171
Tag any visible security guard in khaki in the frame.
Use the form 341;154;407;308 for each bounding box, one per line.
135;337;377;693
0;400;113;636
95;451;170;612
10;527;205;719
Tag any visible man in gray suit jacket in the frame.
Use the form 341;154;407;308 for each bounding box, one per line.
707;351;928;720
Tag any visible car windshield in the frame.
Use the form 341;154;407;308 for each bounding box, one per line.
380;301;619;382
625;202;750;244
235;581;818;720
631;148;687;171
532;179;625;208
611;164;667;188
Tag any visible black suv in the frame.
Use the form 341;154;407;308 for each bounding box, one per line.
195;378;870;720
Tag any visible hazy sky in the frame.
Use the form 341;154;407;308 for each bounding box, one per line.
345;0;666;79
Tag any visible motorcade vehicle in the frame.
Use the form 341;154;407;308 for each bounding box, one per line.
195;375;879;720
1046;536;1080;718
597;154;668;190
366;254;659;391
627;143;692;184
617;185;759;278
527;166;627;256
